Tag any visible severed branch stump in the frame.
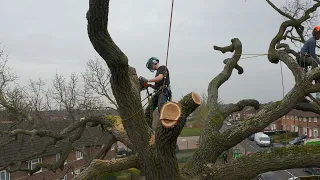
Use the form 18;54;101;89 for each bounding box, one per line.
159;92;201;128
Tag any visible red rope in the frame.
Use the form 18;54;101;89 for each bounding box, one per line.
158;0;174;111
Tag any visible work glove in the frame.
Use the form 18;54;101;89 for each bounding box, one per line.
139;76;149;91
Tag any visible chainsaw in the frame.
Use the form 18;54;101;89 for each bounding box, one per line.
139;76;154;99
139;76;150;91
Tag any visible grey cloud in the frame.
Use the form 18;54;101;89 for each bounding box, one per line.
0;0;312;106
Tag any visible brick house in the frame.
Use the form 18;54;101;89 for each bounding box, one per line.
275;109;320;138
0;109;119;180
229;106;258;121
230;105;277;130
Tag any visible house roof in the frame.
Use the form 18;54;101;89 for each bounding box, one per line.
286;109;320;117
0;109;118;167
232;103;320;118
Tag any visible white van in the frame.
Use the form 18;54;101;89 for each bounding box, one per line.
254;133;271;147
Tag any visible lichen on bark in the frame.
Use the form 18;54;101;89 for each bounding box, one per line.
78;0;320;180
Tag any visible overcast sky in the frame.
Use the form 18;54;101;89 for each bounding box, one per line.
0;0;318;106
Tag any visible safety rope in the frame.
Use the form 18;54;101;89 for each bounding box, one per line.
122;88;162;121
119;0;176;122
279;62;285;98
122;51;306;122
157;0;175;110
279;61;288;145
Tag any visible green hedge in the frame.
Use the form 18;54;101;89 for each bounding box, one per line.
271;132;299;144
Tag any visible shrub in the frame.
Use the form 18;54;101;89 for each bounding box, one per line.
126;168;141;180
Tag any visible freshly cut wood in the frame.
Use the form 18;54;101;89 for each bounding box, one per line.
160;92;201;128
192;91;201;105
160;102;181;121
149;134;155;145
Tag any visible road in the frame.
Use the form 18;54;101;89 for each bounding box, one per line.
223;120;311;179
177;136;199;150
243;137;310;179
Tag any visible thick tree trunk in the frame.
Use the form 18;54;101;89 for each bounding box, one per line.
142;92;200;180
85;1;320;179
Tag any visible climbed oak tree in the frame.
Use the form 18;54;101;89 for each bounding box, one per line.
75;0;320;179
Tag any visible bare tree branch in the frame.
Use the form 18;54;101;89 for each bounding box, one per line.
266;0;295;20
268;1;320;64
222;99;260;119
82;58;118;110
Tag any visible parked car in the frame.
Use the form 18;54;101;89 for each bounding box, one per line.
304;167;320;175
249;134;255;141
288;135;307;145
254;172;280;180
254;133;271;147
117;148;132;158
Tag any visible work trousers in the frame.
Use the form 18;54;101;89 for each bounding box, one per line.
296;52;318;71
144;87;172;129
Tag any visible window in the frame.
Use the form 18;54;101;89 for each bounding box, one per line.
303;128;307;135
309;117;312;122
283;125;286;130
0;170;10;180
73;169;81;175
291;116;294;120
314;128;319;137
291;125;294;132
295;126;299;132
56;153;60;162
60;175;67;180
28;158;42;173
295;116;298;120
282;116;286;119
76;151;83;160
303;117;307;122
299;117;302;121
314;117;318;123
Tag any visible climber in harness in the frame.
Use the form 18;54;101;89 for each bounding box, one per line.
296;26;320;83
140;57;172;128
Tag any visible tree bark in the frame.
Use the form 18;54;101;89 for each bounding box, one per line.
73;155;140;180
84;1;320;180
202;145;320;180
